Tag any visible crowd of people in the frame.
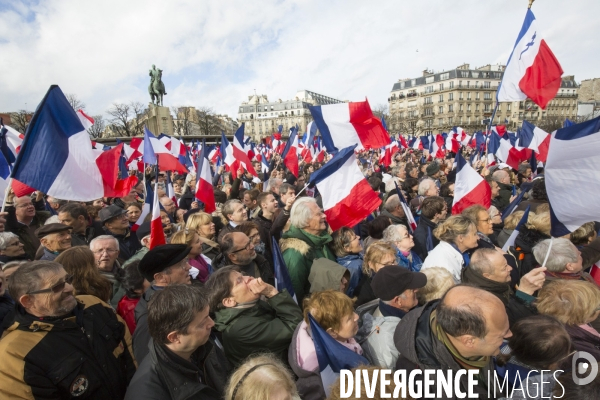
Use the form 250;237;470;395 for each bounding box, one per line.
0;148;599;399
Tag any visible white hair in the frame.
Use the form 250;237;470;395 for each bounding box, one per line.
533;238;578;273
418;179;435;196
382;224;407;243
89;235;120;250
290;197;318;229
44;216;61;225
0;232;19;251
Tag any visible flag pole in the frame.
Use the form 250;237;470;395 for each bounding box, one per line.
295;182;310;197
528;0;535;9
0;178;13;213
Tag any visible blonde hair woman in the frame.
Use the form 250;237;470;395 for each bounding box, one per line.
185;212;219;261
421;215;478;283
225;353;300;400
170;229;211;283
417;267;456;305
354;241;396;307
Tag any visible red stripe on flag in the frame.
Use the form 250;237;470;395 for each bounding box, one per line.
348;100;391;150
590;264;600;287
452;179;492;215
149;216;166;249
283;148;299;177
323;179;382;231
519;39;564;110
196;178;216;214
536;134;550;163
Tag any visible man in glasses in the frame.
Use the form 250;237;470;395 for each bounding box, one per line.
213;232;274;285
98;204;141;261
0;261;136;399
132;244;193;363
90;235;125;308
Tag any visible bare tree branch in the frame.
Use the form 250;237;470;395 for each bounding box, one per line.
196;106;221;136
87;115;105;139
9;110;31;133
65;93;86;111
172;106;194;136
130;102;146;137
107;103;133;137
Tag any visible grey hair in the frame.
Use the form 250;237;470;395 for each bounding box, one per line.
44;215;61;225
268;177;283;192
290;197;318;229
418;179;435;196
382;224;407;243
8;261;64;301
89;235;120;251
384;194;401;213
533;238;579;273
518;163;531;174
391;166;401;177
492;170;509;183
469;248;500;275
0;232;19;251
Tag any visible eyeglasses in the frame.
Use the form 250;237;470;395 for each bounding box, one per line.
478;218;493;224
92;249;119;255
231;241;252;254
249;233;260;241
6;241;21;247
27;274;74;295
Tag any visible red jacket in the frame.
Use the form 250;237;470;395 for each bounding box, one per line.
117;295;140;334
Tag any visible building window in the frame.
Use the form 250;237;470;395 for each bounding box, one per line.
448;117;453;124
460;104;464;111
439;94;444;102
448;93;454;101
459;116;463;123
438;118;443;126
411;79;416;86
439;83;444;91
475;104;480;111
448;105;454;112
476;92;480;100
426;76;434;84
467;93;472;100
424;97;433;104
475;81;480;88
484;81;491;89
484;92;491;100
467;104;471;111
484;104;491;112
459;92;463;100
449;81;454;89
440;72;450;80
425;86;434;94
425;108;433;116
438;106;444;114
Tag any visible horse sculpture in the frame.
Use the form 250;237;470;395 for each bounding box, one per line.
148;65;167;106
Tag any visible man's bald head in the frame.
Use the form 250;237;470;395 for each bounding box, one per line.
492;170;510;184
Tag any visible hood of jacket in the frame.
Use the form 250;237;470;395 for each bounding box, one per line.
514;226;550;252
308;258;348;293
281;225;332;251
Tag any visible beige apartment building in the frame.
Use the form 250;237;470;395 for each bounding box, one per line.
388;63;578;136
237;90;343;141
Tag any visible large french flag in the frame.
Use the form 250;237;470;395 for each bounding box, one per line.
233;124;258;177
308;144;381;231
281;126;299;177
309;99;390;152
520;120;550;162
195;142;216;214
11;86;106;201
497;9;563;109
546;116;600;236
488;131;522;170
452;151;491;214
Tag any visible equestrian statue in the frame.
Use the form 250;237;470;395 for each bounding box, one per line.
149;64;167;106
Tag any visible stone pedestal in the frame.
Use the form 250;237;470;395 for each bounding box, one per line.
146;103;174;136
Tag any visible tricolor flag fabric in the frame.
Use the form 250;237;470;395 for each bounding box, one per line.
395;182;417;232
220;132;237;175
488;131;522;170
142;127;188;173
501;189;526;221
165;172;177;204
308;145;381;231
195;142;216;214
0;151;11;205
149;178;166;249
308;313;368;396
0;123;24;163
232;124;258;177
132;180;153;232
502;206;531;252
282;127;299;177
271;237;297;304
452;151;491;214
520;120;550;162
496;9;563;109
309;99;390;152
94;143;139;198
546;116;600;236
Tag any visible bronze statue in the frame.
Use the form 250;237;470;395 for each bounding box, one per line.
148;64;167;106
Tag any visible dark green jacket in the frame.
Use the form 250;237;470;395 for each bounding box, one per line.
213;291;302;367
280;225;335;303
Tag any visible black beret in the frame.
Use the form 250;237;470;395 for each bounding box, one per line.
136;221;152;241
36;223;72;239
370;265;427;301
138;244;191;282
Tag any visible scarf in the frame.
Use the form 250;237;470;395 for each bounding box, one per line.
450;242;470;267
430;309;490;386
477;232;494;246
461;267;512;306
545;270;587;281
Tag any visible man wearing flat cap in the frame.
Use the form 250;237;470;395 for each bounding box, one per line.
426;162;441;188
99;204;141;261
357;265;427;368
37;223;73;261
132;243;193;362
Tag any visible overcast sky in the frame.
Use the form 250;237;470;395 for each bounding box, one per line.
1;0;598;121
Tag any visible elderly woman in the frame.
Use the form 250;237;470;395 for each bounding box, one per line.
417;267;456;305
0;232;28;264
170;229;211;283
536;280;600;361
354;241;397;307
288;290;362;400
331;227;363;297
421;215;479;283
382;224;422;272
186;212;220;261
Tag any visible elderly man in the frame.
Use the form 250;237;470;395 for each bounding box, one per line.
380;194;409;227
37;223;72;261
6;192;50;260
217;199;248;242
413;196;447;261
358;265;427;368
206;266;302;366
409;178;439;214
212;232;273;284
58;202;101;246
395;285;512;397
133;244;193;363
90;235;125;306
280;197;336;303
99;204;141;261
0;261;136;399
533;237;595;285
279;182;296;205
126;285;230;400
462;248;545;326
491;169;513;211
159;196;177;220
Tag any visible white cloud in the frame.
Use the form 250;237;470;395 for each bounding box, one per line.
1;0;598;124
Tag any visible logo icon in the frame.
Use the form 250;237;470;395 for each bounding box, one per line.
70;375;89;397
572;351;598;386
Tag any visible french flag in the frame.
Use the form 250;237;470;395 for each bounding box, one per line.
452;151;491;214
308;313;368;397
132;181;153;232
546;116;600;236
271;237;297;304
309;99;390;152
520;120;550;162
488;131;522;170
11;85;117;201
0;151;11;206
282;126;299;177
165;173;177;205
195;142;216;214
142;127;188;173
220;132;237;176
95;143;139;198
497;9;563;109
232;124;258;177
149;179;166;249
0;122;24;162
308;144;381;231
395;182;417;232
502;206;530;252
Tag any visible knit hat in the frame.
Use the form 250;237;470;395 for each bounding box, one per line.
426;163;440;176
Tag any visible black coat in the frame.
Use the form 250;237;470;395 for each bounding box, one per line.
0;293;14;337
102;227;142;262
412;215;439;262
125;337;230;400
133;286;161;363
512;227;550;277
